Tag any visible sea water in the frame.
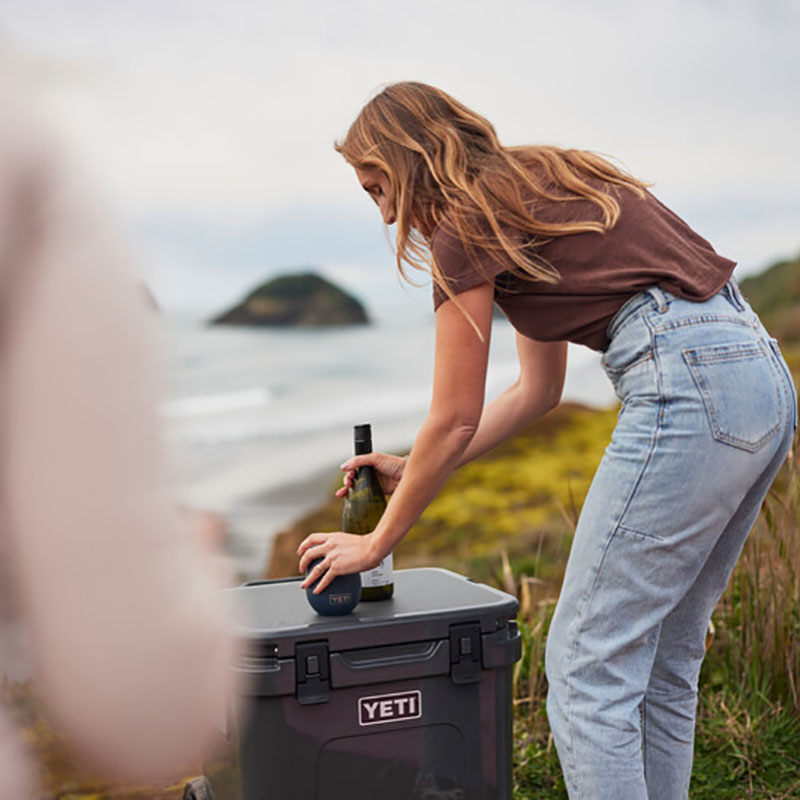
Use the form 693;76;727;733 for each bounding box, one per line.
160;313;615;578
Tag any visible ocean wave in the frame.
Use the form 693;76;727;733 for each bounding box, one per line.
161;387;272;418
166;383;432;446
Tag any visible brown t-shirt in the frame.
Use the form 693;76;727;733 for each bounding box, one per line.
431;184;736;351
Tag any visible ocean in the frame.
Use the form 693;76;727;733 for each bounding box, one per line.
160;312;617;580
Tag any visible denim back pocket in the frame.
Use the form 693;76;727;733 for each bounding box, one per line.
683;340;782;452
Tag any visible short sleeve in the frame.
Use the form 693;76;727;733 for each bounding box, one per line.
431;225;511;311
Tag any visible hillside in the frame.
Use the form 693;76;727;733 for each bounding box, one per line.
739;252;800;343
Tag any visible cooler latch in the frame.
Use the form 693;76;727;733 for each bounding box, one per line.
449;622;483;684
295;641;331;705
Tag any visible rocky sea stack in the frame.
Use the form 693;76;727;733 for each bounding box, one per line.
211;271;369;327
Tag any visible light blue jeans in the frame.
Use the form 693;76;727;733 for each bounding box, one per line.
545;278;797;799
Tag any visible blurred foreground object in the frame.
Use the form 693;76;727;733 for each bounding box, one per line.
0;75;236;794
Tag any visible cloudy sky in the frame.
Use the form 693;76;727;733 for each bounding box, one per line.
1;0;798;316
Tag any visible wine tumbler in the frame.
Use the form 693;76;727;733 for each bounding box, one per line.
305;558;361;616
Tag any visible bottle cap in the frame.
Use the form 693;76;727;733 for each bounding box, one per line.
354;423;372;455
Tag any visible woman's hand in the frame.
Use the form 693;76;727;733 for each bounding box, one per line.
336;452;406;498
297;531;381;594
298;283;495;595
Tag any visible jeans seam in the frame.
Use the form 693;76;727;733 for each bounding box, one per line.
684;344;763;365
561;318;665;795
651;314;756;334
641;696;648;779
608;306;648;343
606;292;658;342
603;350;654;377
615;523;665;542
723;277;747;312
769;339;799;431
612;315;667;533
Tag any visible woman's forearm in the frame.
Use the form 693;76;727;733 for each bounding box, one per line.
457;337;567;467
368;342;566;559
457;378;561;467
369;378;557;559
369;412;476;558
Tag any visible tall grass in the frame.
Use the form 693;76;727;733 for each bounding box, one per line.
691;435;800;797
510;430;800;798
704;440;800;710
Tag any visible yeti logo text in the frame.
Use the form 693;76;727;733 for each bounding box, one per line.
329;593;352;606
358;690;422;726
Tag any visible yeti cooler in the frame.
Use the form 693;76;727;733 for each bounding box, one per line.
222;567;521;800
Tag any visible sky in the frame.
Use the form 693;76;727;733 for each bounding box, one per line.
1;0;798;317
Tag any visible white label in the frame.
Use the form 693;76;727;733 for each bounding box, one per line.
361;553;393;588
358;689;421;726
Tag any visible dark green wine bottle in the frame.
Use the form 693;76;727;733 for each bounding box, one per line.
342;423;393;601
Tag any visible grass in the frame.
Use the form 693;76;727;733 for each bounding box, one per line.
505;431;800;798
688;434;800;799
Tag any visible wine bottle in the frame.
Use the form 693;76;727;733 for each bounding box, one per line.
342;423;393;601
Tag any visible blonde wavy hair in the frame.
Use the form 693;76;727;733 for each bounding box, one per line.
335;81;650;317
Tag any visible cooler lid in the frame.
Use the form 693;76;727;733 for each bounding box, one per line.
227;567;518;658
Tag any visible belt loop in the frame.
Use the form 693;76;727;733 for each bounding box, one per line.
647;285;668;313
726;276;746;312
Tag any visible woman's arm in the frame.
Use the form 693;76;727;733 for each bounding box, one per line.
457;334;567;466
299;282;495;589
334;334;566;496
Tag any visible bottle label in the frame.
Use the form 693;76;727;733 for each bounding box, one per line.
361;553;393;588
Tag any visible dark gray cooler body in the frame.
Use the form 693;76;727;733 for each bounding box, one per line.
220;567;521;800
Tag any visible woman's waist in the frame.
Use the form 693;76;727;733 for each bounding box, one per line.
602;277;767;378
609;279;761;342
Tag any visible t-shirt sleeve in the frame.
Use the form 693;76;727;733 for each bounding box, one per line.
431;225;510;311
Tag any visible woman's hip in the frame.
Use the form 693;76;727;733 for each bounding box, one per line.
601;278;797;443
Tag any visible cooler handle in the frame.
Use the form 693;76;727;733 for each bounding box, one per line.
330;640;449;687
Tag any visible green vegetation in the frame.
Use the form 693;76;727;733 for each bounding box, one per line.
739;252;800;343
510;441;800;798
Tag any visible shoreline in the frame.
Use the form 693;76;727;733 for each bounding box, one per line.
221;463;340;581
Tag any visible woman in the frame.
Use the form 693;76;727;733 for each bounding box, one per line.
297;82;796;798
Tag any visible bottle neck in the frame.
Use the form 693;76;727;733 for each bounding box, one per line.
353;424;373;455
